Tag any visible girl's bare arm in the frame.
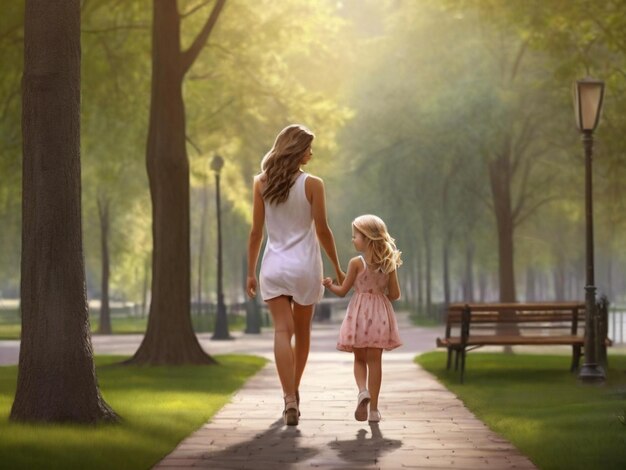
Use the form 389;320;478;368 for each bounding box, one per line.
386;269;401;301
323;257;361;297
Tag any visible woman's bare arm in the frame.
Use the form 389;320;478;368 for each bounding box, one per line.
246;176;265;298
307;175;345;283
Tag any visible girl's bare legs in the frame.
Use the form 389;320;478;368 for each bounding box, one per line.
353;347;368;391
266;296;296;397
353;347;370;421
366;348;383;410
292;302;315;394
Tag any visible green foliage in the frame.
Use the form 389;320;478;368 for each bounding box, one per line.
333;0;626;306
0;0;354;305
417;351;626;470
2;0;626;306
0;355;267;469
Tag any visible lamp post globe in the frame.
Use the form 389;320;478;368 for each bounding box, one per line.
574;78;605;383
211;154;232;340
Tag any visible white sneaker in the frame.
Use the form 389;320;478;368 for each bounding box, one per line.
368;410;381;422
355;389;371;421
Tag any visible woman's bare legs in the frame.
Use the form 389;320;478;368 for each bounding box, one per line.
366;348;383;410
353;347;368;391
266;296;296;397
292;302;315;393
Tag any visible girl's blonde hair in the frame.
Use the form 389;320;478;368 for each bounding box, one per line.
353;214;402;275
260;124;314;204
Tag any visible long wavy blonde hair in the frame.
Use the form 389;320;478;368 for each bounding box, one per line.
260;124;314;204
353;214;402;275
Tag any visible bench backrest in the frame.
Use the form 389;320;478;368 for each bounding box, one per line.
443;302;585;338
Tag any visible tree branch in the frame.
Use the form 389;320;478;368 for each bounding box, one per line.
82;24;149;34
509;39;528;84
188;71;217;81
186;135;203;155
0;23;21;43
589;14;626;55
514;194;561;228
510;114;534;175
181;0;227;75
180;0;213;19
468;181;493;213
511;160;532;221
0;87;19;123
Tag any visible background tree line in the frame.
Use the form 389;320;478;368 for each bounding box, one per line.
1;0;625;328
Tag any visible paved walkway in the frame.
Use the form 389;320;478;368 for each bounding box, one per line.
153;315;537;470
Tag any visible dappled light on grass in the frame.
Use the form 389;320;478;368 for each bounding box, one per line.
0;355;266;470
417;352;626;470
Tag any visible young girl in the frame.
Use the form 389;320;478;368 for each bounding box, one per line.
323;214;402;423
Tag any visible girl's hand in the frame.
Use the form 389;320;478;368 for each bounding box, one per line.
246;276;258;298
322;277;334;288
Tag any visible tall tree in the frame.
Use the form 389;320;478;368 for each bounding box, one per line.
11;0;117;423
127;0;226;365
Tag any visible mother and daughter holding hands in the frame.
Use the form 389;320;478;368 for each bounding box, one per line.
247;124;403;426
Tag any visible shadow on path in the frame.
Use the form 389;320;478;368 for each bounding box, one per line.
329;422;402;465
200;418;318;469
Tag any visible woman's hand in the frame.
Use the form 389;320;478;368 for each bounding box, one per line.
246;276;258;298
336;269;346;285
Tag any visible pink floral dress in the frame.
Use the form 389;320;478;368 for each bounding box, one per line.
337;256;402;352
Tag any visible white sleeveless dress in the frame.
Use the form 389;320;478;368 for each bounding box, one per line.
260;172;324;305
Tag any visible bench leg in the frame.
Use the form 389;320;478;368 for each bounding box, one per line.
446;348;452;370
454;349;460;371
571;345;582;372
460;348;466;384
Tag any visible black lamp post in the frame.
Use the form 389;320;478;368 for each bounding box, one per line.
211;154;232;340
573;77;605;383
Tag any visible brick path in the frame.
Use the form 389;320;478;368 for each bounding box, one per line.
154;315;536;469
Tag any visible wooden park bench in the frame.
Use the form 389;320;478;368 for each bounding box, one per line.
436;302;612;383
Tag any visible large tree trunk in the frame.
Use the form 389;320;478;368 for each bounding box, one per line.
488;153;516;302
197;181;208;315
98;195;112;334
422;222;433;318
442;233;451;307
11;0;117;423
478;271;487;302
606;250;614;301
141;254;149;317
126;0;225;365
553;268;565;300
488;151;518;349
525;266;536;302
463;241;474;302
415;239;423;312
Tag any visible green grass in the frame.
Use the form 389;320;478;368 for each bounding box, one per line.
0;308;251;339
416;351;626;470
0;354;267;469
408;313;441;327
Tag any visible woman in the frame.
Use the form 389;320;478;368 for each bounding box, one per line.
247;124;345;426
